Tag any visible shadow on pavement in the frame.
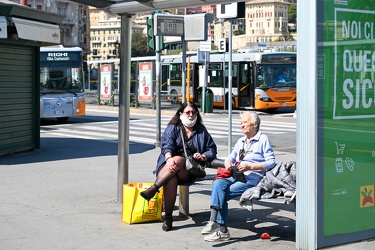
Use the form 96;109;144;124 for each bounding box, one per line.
0;137;155;165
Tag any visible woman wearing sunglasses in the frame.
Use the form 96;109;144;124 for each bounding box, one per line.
201;111;275;242
140;102;217;232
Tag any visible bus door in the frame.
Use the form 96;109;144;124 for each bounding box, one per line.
161;64;169;101
238;62;254;108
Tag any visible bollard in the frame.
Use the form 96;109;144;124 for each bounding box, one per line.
179;185;189;218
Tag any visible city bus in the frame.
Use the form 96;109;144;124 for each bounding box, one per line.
189;52;297;110
86;51;296;111
40;46;86;122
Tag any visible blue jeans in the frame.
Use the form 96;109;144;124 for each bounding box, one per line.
210;177;255;225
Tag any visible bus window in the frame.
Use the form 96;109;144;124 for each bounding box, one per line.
208;63;223;88
169;64;182;87
223;63;239;88
256;65;296;88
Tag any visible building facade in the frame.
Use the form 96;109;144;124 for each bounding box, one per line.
87;11;145;62
213;0;291;50
12;0;90;54
16;0;295;59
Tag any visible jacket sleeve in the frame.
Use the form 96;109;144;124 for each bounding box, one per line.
202;129;217;161
160;124;179;156
194;126;217;161
261;134;276;170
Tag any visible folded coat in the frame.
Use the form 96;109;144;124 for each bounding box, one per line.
239;161;296;210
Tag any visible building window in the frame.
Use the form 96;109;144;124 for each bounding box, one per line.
57;5;67;16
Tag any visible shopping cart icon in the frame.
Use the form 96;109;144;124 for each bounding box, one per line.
335;142;345;154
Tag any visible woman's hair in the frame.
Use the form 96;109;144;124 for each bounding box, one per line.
240;111;260;132
168;102;204;127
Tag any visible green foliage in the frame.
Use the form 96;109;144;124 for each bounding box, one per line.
131;32;155;57
288;3;297;24
234;29;246;36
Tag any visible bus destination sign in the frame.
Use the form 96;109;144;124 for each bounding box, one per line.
154;14;184;36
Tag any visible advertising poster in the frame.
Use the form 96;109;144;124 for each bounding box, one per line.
100;64;112;100
318;0;375;246
139;62;152;101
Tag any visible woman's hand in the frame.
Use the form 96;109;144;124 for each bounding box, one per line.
166;157;179;173
237;162;250;172
224;160;234;172
193;153;207;162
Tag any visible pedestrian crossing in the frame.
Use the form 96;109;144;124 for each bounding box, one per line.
40;118;296;145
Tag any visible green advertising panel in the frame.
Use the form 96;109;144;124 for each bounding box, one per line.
318;0;375;246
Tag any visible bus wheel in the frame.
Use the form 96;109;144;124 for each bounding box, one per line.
56;117;69;122
170;90;178;104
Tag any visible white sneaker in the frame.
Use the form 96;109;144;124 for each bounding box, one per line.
204;231;230;242
201;221;219;235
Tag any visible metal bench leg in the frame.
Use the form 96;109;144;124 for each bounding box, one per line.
179;185;189;218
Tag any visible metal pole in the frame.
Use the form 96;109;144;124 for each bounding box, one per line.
181;35;186;104
117;14;132;203
228;19;233;155
202;55;207;115
155;36;161;147
223;49;226;110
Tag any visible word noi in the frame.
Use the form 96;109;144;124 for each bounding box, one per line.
341;20;374;40
341;49;375;110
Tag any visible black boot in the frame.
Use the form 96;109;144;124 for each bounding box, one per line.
140;169;175;201
162;214;173;231
140;184;159;201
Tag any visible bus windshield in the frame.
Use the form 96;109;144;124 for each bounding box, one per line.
256;64;296;88
40;64;84;94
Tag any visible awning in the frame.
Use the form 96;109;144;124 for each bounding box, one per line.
11;17;60;44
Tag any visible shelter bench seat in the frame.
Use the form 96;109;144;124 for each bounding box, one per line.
178;160;296;217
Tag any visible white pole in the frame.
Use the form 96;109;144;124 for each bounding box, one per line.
228;19;233;155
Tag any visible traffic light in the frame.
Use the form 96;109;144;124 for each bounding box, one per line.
146;16;155;51
146;15;165;51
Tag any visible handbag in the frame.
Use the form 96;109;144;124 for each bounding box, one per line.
214;167;233;181
180;130;207;178
122;182;163;224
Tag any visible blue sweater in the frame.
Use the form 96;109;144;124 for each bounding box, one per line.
226;131;275;186
154;124;217;174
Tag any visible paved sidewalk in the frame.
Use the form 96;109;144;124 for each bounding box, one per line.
0;106;373;250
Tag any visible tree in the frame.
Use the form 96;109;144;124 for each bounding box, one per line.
131;32;155;57
288;3;297;25
234;29;246;36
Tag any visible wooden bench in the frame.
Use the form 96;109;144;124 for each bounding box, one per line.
178;160;296;217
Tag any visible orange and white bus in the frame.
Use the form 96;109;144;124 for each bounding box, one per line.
40;46;86;121
188;51;297;111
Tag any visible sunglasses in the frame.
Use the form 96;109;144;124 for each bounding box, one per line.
183;110;197;116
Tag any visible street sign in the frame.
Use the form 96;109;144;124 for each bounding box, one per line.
198;50;210;63
199;24;212;51
218;38;226;52
216;2;246;19
154;14;184;36
184;13;208;41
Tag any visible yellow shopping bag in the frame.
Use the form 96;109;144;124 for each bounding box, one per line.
122;182;163;224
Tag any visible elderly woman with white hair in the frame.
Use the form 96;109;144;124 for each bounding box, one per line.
201;111;275;242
